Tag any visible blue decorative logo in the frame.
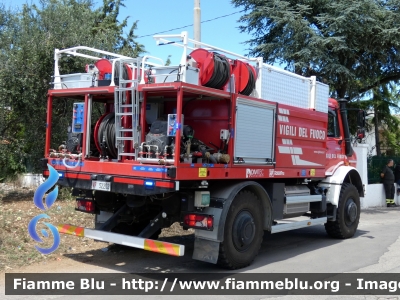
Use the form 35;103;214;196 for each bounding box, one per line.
33;165;59;211
28;164;60;254
28;214;60;254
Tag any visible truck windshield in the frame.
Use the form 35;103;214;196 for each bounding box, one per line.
327;110;340;137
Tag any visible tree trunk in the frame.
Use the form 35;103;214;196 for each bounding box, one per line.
374;103;381;156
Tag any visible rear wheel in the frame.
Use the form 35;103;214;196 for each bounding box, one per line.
218;190;264;269
325;183;360;238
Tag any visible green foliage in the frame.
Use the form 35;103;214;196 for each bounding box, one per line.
93;0;145;57
0;0;145;178
349;83;400;155
382;130;400;156
367;156;400;184
58;186;74;200
371;85;400;156
165;55;172;66
233;0;400;156
232;0;400;99
0;139;26;181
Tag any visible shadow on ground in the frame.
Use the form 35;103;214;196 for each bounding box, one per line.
62;224;370;274
361;206;400;215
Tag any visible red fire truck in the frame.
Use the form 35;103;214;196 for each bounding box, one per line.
42;31;365;269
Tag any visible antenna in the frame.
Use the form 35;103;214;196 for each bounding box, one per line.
194;0;201;48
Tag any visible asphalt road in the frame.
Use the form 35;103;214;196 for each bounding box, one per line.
2;206;400;300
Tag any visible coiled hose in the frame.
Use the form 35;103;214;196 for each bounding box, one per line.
97;112;117;159
113;61;129;86
204;53;230;89
240;64;256;96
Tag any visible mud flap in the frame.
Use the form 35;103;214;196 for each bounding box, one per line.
192;237;220;264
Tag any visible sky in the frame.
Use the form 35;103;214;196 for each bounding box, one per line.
2;0;254;65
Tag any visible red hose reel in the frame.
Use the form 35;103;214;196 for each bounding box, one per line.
190;49;256;95
94;59;134;87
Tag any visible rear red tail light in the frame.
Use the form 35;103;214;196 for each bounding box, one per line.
75;198;95;213
183;214;213;230
207;217;213;228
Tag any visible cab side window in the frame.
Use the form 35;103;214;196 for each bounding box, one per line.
327;110;340;137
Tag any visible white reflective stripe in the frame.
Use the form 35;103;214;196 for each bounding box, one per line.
84;229;145;249
279;146;302;154
279;142;321;166
83;228;185;256
290;147;303;155
278;146;291;154
282;139;293;145
291;155;322;166
278;108;290;115
277;115;289;122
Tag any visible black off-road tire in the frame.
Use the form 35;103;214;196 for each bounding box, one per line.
325;183;360;239
217;190;264;269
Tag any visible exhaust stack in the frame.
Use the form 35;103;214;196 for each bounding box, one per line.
338;98;354;157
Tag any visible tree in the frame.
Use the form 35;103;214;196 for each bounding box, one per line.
93;0;145;57
0;0;145;179
0;4;27;179
232;0;400;100
358;84;400;156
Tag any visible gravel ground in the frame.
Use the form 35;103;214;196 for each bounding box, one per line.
0;182;194;272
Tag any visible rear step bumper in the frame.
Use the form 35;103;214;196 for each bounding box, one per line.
57;224;185;256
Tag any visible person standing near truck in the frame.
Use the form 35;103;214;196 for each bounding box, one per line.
381;159;396;207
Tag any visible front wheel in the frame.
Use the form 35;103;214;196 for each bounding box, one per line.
325;183;360;238
218;190;264;269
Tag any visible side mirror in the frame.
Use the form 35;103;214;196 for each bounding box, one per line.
357;110;366;128
357;128;365;142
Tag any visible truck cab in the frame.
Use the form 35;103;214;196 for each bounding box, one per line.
326;98;357;173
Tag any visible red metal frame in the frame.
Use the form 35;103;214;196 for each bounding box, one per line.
82;94;89;157
140;91;147;142
174;87;183;167
45;95;53;157
44;81;356;185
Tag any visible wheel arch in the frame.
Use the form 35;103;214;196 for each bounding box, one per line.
324;182;360;238
196;181;272;242
239;183;273;231
343;169;364;197
216;181;273;241
319;166;364;206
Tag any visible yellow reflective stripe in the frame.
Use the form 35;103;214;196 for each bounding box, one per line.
144;239;181;256
57;224;85;237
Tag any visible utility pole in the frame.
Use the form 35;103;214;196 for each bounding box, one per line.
194;0;201;48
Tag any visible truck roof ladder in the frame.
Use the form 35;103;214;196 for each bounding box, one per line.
114;57;142;161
